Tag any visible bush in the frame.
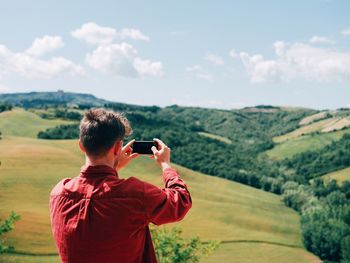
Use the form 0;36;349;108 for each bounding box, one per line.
341;235;350;262
150;227;219;263
0;211;20;254
0;103;12;113
37;124;79;139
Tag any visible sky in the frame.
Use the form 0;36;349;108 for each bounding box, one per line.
0;0;350;110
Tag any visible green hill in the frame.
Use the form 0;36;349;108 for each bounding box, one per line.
266;128;350;160
0;108;73;138
0;114;320;262
0;90;108;108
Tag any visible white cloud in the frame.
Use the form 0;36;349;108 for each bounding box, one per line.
26;35;64;56
229;49;238;59
204;52;224;65
72;23;159;78
85;43;162;77
341;27;350;36
309;35;335;45
120;28;150;41
71;22;116;45
133;58;163;76
0;41;84;79
186;65;213;80
71;22;150;45
240;41;350;83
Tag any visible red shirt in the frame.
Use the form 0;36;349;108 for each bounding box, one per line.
49;164;192;263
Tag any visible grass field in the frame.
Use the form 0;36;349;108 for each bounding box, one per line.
273;117;340;143
0;108;74;138
321;167;350;184
0;109;320;262
266;128;350;160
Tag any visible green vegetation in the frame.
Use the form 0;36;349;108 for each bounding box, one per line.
6;91;350;262
282;179;350;262
0;211;20;254
37;124;79;139
150;227;219;263
0;134;319;262
266;128;350;160
0;90;107;108
0;108;73;138
274;117;339;143
197;132;232;144
283;134;350;180
0;102;12;113
322;168;350;184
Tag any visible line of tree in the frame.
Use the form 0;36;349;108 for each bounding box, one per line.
282;178;350;262
37;124;79;139
0;102;12;113
282;134;350;180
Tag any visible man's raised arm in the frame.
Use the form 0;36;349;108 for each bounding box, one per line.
143;138;192;225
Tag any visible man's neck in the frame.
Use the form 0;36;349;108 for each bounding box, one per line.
85;156;115;169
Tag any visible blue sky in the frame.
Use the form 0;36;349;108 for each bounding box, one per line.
0;0;350;109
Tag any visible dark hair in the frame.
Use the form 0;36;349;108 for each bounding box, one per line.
79;108;132;156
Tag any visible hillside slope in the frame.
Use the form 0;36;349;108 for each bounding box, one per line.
0;108;73;138
0;136;319;262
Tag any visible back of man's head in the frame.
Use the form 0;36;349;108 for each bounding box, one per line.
79;108;132;157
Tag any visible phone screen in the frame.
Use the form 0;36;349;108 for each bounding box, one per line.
132;141;158;154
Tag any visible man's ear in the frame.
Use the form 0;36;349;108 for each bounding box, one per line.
114;140;123;156
78;140;86;153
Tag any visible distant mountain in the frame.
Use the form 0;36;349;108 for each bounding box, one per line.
0;90;109;108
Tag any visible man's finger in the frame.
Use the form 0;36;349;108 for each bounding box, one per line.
153;138;165;150
130;153;139;159
151;146;157;154
124;139;135;149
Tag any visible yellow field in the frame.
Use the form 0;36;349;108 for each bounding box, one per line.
299;112;328;126
197;132;232;144
274;117;340;143
322;167;350;184
0;109;320;262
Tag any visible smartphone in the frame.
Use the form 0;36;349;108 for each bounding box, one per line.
132;141;158;155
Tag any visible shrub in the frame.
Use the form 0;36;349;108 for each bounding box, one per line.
0;211;20;254
150;227;219;263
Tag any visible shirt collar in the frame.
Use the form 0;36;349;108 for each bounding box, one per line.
79;164;118;178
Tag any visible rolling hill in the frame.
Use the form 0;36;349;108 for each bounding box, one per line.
0;90;108;108
0;109;320;262
0;108;74;138
266;128;350;160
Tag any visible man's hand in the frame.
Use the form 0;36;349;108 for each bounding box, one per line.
116;139;139;171
151;138;172;171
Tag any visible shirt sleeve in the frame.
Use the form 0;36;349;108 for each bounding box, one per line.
143;167;192;225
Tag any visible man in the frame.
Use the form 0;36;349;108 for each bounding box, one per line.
49;108;192;263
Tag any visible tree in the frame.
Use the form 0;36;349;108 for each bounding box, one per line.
0;211;20;254
341;235;350;262
150;227;219;263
